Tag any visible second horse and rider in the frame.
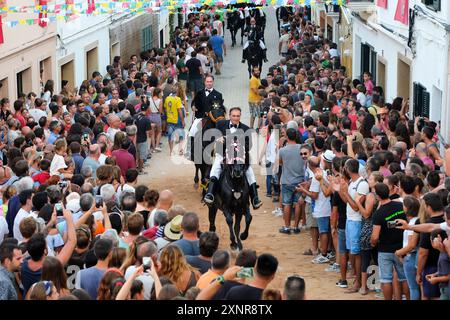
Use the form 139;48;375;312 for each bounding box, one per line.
188;75;263;249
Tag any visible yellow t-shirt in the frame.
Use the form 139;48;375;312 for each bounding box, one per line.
248;76;262;103
164;95;182;124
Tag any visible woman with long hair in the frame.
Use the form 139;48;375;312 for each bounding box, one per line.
120;236;150;274
148;87;163;153
158;245;200;295
42;80;54;104
41;256;71;298
97;268;124;300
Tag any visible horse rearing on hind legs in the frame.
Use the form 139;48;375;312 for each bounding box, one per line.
207;137;252;251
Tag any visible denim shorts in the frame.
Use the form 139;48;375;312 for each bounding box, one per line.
378;252;406;284
422;265;441;298
248;102;261;118
345;220;362;255
338;228;348;254
167;123;184;141
281;184;301;206
316;216;330;234
137;141;149;160
189;78;204;93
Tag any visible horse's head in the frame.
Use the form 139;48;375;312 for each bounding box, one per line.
230;163;246;180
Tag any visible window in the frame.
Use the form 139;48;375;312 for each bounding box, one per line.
422;0;441;12
360;43;376;83
413;82;430;118
0;78;8;99
16;68;32;98
141;26;152;52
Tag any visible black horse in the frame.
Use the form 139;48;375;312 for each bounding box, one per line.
191;105;226;192
243;40;264;78
227;11;245;47
208;161;252;251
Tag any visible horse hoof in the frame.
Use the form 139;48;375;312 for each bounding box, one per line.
237;243;243;251
240;232;248;241
230;243;238;251
194;183;199;189
209;226;216;232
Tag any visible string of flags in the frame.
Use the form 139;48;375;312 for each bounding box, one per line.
1;0;348;27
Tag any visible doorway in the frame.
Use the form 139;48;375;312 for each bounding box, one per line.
397;58;410;100
86;47;98;80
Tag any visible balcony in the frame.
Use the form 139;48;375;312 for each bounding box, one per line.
346;0;377;12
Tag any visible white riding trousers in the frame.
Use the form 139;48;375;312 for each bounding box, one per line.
210;153;256;185
243;40;266;50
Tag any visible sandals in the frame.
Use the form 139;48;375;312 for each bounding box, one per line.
359;288;369;295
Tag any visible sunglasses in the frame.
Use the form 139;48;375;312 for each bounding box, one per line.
300;153;308;156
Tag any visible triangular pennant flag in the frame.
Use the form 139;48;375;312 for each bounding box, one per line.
38;0;48;27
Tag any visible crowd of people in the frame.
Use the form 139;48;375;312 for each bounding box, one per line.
0;8;306;301
247;6;450;300
0;5;449;301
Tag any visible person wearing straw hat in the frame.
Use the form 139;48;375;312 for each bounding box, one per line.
154;215;183;254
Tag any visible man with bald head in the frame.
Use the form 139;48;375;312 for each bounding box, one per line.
106;114;121;143
81;144;101;178
147;189;174;228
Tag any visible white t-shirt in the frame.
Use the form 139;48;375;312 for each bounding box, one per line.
279;34;290;54
125;266;154;300
197;53;209;74
46;233;65;251
439;222;450;236
50;154;67;176
0;216;8;241
356;92;367;106
403;217;419;248
304;167;314;204
213;20;223;36
346;177;370;221
13;208;30;241
98;154;107;165
116;184;135;201
309;170;331;218
28;108;47;122
329;48;339;59
147;208;157;229
107;127;120;143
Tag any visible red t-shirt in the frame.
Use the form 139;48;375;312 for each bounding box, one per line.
348;113;357;131
32;171;50;185
112;149;136;177
16;112;26;128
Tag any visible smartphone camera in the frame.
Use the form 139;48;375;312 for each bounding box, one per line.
55;203;63;217
95;195;103;208
387;221;398;229
58;181;68;189
142;257;151;272
82;133;89;142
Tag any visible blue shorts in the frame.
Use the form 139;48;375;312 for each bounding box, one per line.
378;252;406;284
345;220;362;255
137;141;149;160
316;216;330;234
338;228;348;254
189;78;204;93
281;184;301;206
422;265;441;298
167;124;184;141
215;54;224;63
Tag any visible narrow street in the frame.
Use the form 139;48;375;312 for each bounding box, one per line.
139;7;373;299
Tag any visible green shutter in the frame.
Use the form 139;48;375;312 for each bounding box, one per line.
141;26;152;51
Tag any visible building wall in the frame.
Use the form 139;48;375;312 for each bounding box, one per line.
109;14;159;64
0;0;57;99
352;18;413;102
57;20;110;91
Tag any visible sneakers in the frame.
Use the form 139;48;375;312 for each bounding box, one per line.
272;208;283;216
336;280;348;288
265;194;272;198
154;147;162;152
279;227;291;234
325;263;340;272
312;254;330;264
326;251;336;261
292;227;301;234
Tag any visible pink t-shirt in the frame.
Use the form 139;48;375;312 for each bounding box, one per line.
365;80;374;96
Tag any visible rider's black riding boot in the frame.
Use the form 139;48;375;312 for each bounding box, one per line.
242;48;247;63
263;49;268;62
204;177;218;205
249;183;263;210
